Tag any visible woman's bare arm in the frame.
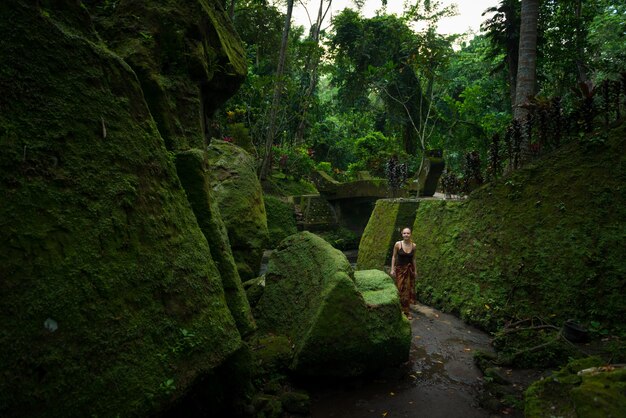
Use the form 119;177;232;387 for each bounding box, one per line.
390;242;399;276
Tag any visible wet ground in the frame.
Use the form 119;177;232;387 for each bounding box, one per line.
308;303;496;418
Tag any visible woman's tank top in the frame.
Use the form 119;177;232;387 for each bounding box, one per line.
397;243;415;266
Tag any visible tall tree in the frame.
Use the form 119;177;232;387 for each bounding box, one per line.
513;0;539;122
260;0;295;179
294;0;333;144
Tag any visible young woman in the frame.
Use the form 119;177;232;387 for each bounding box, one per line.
390;227;417;317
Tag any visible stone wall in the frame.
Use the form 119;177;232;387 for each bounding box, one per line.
357;199;421;270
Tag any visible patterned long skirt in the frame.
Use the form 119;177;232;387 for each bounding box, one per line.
395;263;416;314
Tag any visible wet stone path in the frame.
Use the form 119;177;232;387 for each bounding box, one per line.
308;303;495;418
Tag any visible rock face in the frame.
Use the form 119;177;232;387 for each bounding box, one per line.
264;195;298;247
206;141;269;280
89;0;247;151
256;232;411;377
175;149;256;336
0;1;248;416
357;199;420;270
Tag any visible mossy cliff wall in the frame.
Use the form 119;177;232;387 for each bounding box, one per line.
175;149;256;337
0;1;247;416
357;199;420;270
206;141;269;280
411;125;626;330
89;0;247;151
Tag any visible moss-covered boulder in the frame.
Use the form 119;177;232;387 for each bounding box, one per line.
243;276;266;308
255;232;410;377
0;2;248;416
357;199;420;270
88;0;247;151
175;149;255;336
264;195;297;248
206;141;269;280
524;357;626;417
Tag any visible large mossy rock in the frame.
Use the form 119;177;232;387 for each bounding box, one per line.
206;141;269;280
357;199;420;270
0;2;246;416
175;149;255;336
89;0;247;151
524;357;626;417
264;195;297;248
256;232;410;377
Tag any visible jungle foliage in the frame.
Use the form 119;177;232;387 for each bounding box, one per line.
220;0;624;183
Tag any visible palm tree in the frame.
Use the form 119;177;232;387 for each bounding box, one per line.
514;0;540;163
514;0;539;121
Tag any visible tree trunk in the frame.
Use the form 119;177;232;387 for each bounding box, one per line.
574;0;589;84
514;0;539;120
259;0;294;180
514;0;539;162
229;0;235;21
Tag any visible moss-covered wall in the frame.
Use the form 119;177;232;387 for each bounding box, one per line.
206;141;269;280
357;199;420;270
264;195;297;248
88;0;247;151
411;124;626;331
175;149;256;337
0;1;246;416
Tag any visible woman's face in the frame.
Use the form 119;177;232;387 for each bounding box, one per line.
402;228;411;240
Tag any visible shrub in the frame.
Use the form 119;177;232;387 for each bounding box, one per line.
272;146;316;180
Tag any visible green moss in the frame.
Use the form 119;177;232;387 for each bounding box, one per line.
355;269;398;306
524;357;626;418
264;195;297;248
571;369;626;417
206;141;269;280
88;0;247;151
0;3;243;416
262;173;319;197
297;194;338;229
357;199;420;270
175;149;256;336
315;226;360;250
256;232;410;377
256;232;353;340
242;276;265;307
410;124;626;332
251;334;294;378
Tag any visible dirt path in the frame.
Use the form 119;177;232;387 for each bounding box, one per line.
308;303;495;418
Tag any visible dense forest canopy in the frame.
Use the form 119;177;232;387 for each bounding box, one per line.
219;0;625;179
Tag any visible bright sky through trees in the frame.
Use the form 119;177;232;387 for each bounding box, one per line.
292;0;499;36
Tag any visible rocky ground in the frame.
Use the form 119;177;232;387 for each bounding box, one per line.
306;303;532;418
